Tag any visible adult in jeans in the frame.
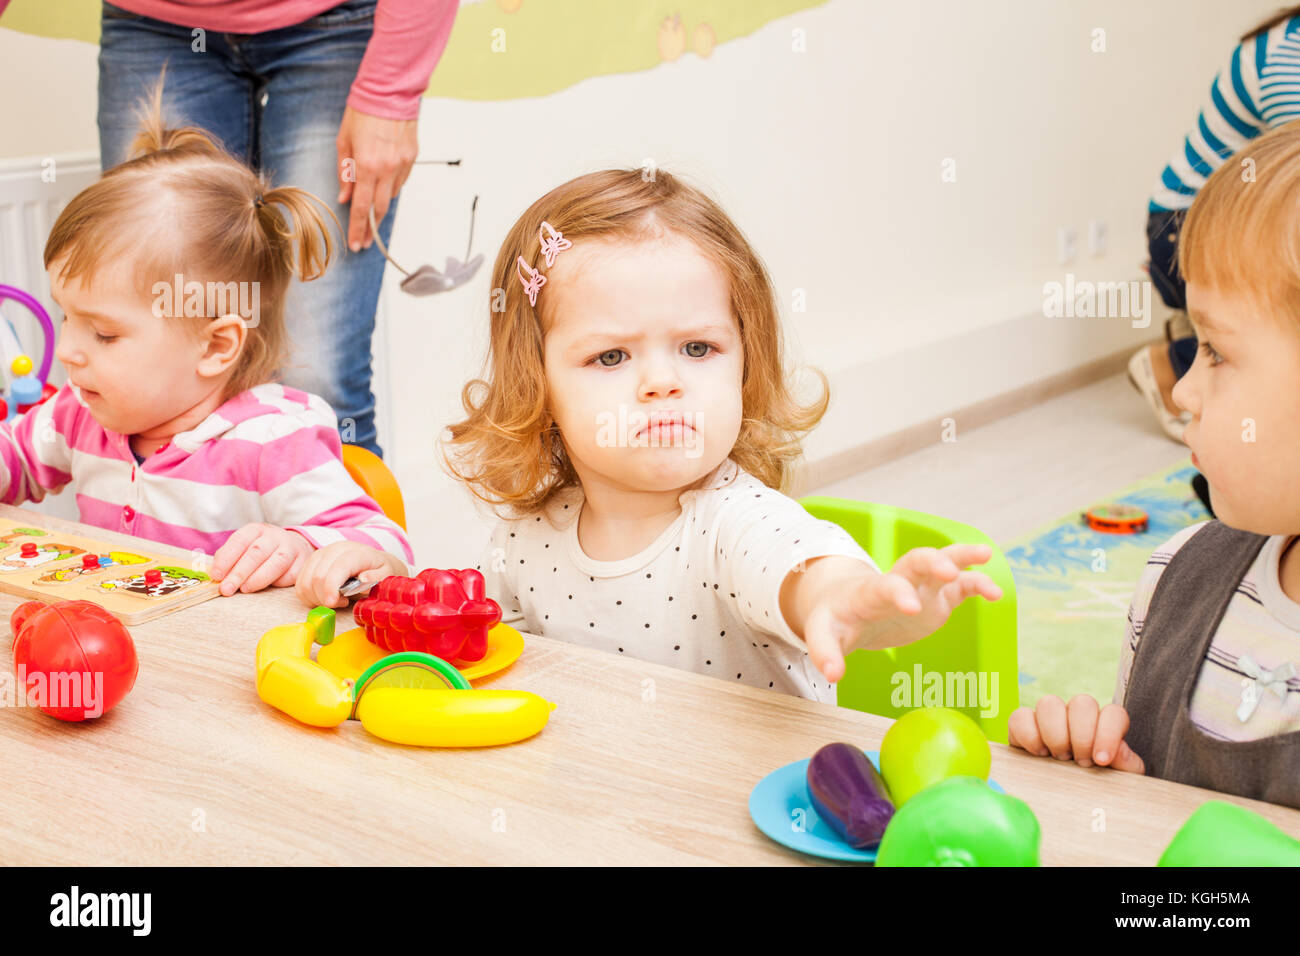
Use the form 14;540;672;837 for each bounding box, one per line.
96;0;458;456
1130;6;1300;446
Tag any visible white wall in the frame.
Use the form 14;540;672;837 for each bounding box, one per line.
0;0;1280;565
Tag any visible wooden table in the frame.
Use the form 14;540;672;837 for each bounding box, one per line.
2;505;1298;866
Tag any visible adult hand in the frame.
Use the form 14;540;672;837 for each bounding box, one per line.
336;106;419;253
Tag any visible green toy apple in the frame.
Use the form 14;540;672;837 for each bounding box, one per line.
875;776;1041;867
879;707;991;806
1159;800;1300;866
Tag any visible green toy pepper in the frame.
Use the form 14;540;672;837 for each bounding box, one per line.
875;776;1041;866
1158;800;1300;867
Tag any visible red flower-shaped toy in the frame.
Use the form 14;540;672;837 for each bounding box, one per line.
352;568;502;663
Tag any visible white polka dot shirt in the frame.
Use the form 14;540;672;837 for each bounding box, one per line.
475;459;877;703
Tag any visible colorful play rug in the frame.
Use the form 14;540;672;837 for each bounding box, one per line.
1002;459;1210;710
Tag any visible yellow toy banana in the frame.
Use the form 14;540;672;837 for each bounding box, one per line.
355;687;555;747
254;605;336;682
254;606;352;727
258;655;354;727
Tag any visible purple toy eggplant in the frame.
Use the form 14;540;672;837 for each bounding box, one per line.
807;742;896;849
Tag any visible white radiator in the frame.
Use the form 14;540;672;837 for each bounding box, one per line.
0;153;101;520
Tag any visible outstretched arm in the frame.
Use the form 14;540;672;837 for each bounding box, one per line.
779;546;1003;683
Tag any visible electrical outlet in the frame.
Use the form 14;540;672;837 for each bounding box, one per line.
1089;219;1107;256
1058;226;1077;265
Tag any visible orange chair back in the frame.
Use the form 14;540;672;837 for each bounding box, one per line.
341;444;407;530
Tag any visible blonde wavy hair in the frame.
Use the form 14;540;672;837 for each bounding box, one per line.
1179;118;1300;321
43;71;339;399
440;168;830;519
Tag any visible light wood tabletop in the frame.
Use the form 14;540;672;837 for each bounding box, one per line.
1;504;1298;866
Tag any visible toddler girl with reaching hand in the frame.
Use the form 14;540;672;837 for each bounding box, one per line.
326;168;1001;701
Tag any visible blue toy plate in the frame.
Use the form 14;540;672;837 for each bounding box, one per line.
748;749;1006;862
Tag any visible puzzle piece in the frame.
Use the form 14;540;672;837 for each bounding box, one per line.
0;541;85;573
0;517;219;623
34;551;150;585
93;565;211;600
0;527;49;545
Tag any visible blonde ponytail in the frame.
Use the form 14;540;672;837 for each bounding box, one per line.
255;186;339;283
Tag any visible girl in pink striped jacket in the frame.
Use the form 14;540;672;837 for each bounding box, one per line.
27;88;412;606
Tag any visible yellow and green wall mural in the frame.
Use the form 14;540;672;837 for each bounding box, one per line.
0;0;828;100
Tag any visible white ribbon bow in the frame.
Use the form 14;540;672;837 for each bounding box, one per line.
1236;653;1295;723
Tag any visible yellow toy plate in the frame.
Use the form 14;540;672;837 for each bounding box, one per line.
315;622;525;684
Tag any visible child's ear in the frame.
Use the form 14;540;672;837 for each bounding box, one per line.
197;313;247;379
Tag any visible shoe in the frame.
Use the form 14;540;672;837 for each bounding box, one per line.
1127;345;1191;442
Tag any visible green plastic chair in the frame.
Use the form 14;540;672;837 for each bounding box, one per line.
798;496;1018;743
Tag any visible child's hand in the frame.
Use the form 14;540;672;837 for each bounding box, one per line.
1007;695;1145;772
294;540;408;609
212;524;314;596
803;545;1003;682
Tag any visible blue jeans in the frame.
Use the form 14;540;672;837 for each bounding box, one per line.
1146;208;1197;379
97;0;394;455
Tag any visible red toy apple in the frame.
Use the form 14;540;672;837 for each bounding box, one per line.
11;599;138;721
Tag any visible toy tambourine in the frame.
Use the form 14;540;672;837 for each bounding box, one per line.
1083;503;1148;534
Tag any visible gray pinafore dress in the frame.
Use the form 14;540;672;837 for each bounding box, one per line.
1123;521;1300;809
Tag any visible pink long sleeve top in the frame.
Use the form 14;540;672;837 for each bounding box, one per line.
103;0;458;119
0;382;414;563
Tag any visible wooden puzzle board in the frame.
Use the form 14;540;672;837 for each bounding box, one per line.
0;518;219;624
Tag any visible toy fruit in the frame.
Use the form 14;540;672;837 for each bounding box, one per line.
257;655;353;728
351;651;471;705
354;687;555;747
806;743;895;849
352;568;500;662
10;599;138;721
254;607;556;747
879;707;991;806
1158;800;1300;867
254;605;337;678
875;776;1041;866
255;605;350;727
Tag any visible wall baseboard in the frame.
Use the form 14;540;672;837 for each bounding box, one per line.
791;345;1141;498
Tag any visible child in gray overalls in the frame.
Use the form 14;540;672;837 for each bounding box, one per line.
1008;120;1300;811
